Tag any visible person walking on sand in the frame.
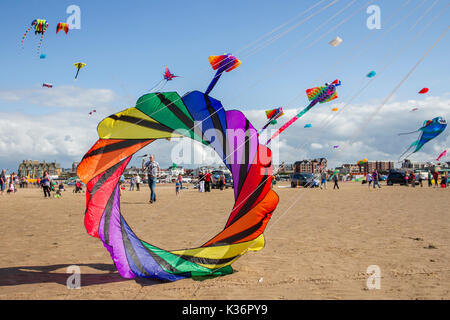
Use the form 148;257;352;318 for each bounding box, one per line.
372;170;381;189
0;169;6;195
142;154;160;203
41;171;52;198
404;171;409;186
418;172;423;187
320;170;327;189
177;174;183;190
332;173;339;189
428;171;432;187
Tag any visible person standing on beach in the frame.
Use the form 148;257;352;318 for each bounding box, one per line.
142;154;160;203
177;174;183;190
332;173;339;189
0;169;6;195
428;171;432;187
366;172;372;188
418;172;423;187
404;171;409;186
41;171;51;198
372;170;381;189
219;173;226;190
135;174;141;191
198;171;205;192
129;175;135;191
433;171;439;188
410;172;416;188
320;171;327;189
205;170;212;192
441;172;448;188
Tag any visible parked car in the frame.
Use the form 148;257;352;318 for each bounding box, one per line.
291;173;317;188
211;170;233;189
386;171;407;185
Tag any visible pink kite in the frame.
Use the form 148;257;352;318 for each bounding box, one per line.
436;150;447;161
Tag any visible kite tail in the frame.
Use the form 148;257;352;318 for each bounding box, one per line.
266;101;316;145
397;130;419;136
205;67;225;96
74;67;80;80
397;141;418;161
21;26;33;48
37;33;44;55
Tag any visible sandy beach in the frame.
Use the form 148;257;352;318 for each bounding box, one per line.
0;181;449;300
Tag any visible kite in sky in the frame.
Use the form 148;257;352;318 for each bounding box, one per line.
366;71;376;78
42;83;53;88
329;36;342;47
418;88;429;94
304;124;312;128
332;107;339;112
76;57;278;281
40;54;46;59
411;107;419;112
333;145;339;148
205;54;241;95
258;107;284;134
436;150;447;161
149;66;180;92
74;62;86;80
398;116;447;160
266;80;341;145
21;19;49;55
89;109;97;116
56;22;69;34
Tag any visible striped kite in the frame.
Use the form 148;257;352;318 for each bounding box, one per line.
56;22;69;34
21;19;49;55
76;59;278;281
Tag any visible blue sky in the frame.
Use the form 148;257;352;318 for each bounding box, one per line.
0;0;449;171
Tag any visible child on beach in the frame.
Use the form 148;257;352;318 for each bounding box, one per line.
175;180;181;195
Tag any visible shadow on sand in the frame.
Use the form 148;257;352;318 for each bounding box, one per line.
0;263;163;288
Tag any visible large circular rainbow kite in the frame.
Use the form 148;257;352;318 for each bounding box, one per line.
77;57;279;281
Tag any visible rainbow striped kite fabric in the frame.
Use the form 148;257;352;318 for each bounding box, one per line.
77;90;279;281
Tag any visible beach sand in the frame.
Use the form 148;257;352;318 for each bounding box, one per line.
0;181;449;300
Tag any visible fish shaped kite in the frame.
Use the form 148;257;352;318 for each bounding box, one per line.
74;62;86;80
258;107;284;134
398;116;447;160
56;22;69;34
436;150;447;161
205;54;241;95
266;80;341;145
21;19;49;55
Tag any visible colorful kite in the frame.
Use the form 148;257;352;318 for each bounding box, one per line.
418;88;429;94
42;83;53;88
436;150;447;161
366;71;376;78
266;80;341;145
332;107;339;112
56;22;69;34
21;19;49;54
40;54;46;59
149;66;180;92
74;62;86;80
329;36;343;47
259;108;284;134
333;145;339;148
304;124;312;128
398;117;447;160
205;54;241;95
76;59;278;281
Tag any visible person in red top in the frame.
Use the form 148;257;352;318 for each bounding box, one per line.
204;170;212;192
432;171;439;188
